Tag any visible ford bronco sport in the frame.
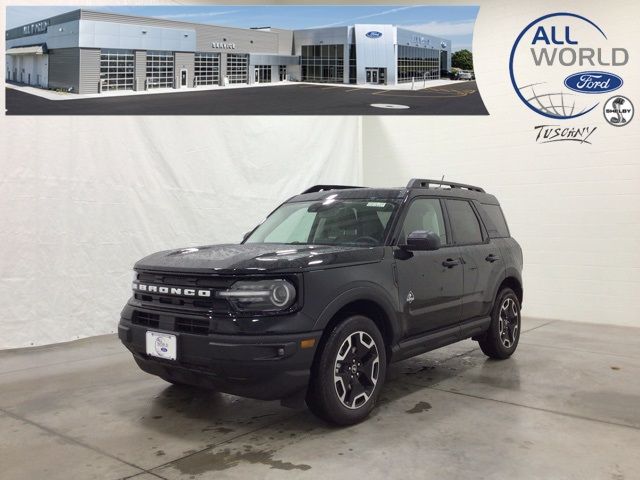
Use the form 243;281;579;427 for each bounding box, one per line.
119;179;523;425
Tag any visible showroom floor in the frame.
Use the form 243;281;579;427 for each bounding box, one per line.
1;318;639;480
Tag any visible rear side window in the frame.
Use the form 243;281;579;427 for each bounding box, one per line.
445;200;484;245
481;204;510;238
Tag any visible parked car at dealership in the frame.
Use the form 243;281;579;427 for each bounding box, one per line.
119;179;523;425
458;70;475;80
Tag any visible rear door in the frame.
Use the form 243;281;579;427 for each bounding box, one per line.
394;197;463;337
444;199;504;320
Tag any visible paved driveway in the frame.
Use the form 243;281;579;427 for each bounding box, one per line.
6;81;487;115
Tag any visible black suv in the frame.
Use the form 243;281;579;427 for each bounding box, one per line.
119;179;523;425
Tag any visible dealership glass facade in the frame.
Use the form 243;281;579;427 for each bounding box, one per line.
301;45;345;83
99;49;134;91
348;45;357;84
194;52;220;86
397;45;441;82
226;54;249;84
146;50;174;88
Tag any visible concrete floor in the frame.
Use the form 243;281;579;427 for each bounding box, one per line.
1;318;639;480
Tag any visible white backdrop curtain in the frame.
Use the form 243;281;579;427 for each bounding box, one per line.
0;117;362;348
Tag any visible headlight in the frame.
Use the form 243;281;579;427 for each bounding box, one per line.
217;279;296;312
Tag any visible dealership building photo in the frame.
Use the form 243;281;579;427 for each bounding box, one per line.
5;9;452;94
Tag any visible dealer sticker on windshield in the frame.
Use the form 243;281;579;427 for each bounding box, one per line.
366;202;387;208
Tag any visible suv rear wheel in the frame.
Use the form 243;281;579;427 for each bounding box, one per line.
477;288;521;359
307;315;387;425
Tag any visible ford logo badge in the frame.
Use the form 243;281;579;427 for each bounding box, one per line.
563;71;623;94
366;31;382;39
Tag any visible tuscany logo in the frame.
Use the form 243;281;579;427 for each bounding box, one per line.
533;125;597;144
509;12;629;144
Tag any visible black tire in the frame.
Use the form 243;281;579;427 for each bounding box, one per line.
306;315;387;425
477;288;521;359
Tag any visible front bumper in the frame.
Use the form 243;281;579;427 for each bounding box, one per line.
118;319;322;400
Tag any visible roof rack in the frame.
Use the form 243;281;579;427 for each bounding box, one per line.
301;185;365;194
406;178;485;193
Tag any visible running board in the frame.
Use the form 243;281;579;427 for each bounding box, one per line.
391;316;491;363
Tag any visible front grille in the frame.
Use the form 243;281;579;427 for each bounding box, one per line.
133;271;236;314
132;311;160;328
175;317;210;335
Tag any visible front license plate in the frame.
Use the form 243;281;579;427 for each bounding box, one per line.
146;331;177;361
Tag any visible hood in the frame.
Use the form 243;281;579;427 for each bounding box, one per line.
134;243;384;274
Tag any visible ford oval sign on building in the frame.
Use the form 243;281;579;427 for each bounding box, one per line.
563;71;623;94
365;31;383;39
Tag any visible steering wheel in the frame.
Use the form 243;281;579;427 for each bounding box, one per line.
353;236;379;246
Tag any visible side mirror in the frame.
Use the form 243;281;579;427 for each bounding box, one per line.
403;230;441;251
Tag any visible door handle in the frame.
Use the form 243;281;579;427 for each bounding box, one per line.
485;254;500;263
442;258;460;268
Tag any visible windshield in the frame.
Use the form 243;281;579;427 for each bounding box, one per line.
245;199;398;247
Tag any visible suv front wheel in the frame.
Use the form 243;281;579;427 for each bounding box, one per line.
477;288;521;359
307;315;387;425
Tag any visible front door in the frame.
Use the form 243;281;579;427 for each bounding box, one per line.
394;198;463;337
366;68;379;84
180;69;187;87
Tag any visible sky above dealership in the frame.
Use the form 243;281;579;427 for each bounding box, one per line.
6;5;478;51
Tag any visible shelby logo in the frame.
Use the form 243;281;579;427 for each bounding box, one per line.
533;125;597;144
133;283;211;298
510;13;628;120
365;31;382;39
603;96;634;127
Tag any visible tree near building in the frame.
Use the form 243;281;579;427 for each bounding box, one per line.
452;49;473;70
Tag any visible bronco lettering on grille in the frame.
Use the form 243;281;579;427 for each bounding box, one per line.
133;283;211;297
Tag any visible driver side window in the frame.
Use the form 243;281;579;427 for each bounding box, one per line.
400;198;447;245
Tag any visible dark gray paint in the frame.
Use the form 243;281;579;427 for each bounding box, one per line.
48;48;79;92
5;10;80;40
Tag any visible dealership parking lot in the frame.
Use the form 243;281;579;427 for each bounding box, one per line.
6;81;487;115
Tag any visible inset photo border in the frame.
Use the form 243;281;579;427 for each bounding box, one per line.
5;5;485;115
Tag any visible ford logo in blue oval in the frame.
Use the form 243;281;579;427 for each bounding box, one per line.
365;31;383;39
564;71;623;94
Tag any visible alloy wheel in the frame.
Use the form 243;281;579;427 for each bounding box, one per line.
333;331;380;409
498;297;519;348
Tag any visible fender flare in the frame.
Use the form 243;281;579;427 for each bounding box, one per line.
492;266;523;303
312;282;400;341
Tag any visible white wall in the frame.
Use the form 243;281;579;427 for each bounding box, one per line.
363;116;640;327
362;1;640;328
0;117;362;349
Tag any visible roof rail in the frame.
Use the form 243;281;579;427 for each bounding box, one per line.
406;178;485;193
301;185;365;194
